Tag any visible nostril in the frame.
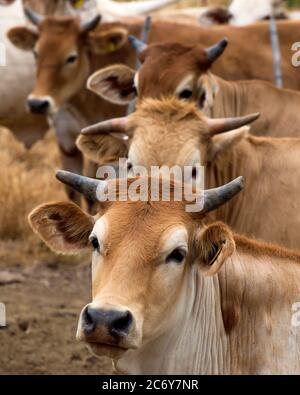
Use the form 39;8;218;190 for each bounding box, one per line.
82;306;95;334
110;311;133;338
28;99;50;114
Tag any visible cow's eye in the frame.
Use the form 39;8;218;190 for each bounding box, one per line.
179;89;193;100
66;54;78;65
91;237;100;252
166;248;186;264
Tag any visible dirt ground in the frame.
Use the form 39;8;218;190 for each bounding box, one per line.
0;117;116;375
0;260;115;375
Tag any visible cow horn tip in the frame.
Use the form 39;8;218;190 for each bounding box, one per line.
221;37;228;47
235;176;245;191
128;35;136;45
81;125;97;135
56;170;70;183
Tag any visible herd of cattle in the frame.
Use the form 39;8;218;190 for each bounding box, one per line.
2;0;300;375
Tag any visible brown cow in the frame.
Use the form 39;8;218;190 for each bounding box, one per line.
78;98;300;249
8;15;300;148
29;171;300;374
0;0;77;148
88;38;300;138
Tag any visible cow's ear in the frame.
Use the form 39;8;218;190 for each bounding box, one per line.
76;134;129;164
28;202;94;255
87;27;128;54
87;65;136;105
195;222;235;276
208;126;249;161
7;27;38;51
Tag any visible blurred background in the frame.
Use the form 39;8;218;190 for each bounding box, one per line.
118;0;300;8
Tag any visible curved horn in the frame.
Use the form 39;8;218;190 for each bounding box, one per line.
81;117;128;136
24;7;45;27
56;171;107;202
202;177;244;214
128;35;148;54
80;14;101;33
206;113;260;136
206;38;228;63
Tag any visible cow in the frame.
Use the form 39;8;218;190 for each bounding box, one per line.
0;0;66;147
229;0;300;25
0;0;95;147
28;171;300;374
92;0;180;22
0;0;176;145
154;5;232;26
87;38;300;138
78;98;300;250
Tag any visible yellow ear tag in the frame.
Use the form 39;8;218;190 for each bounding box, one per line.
105;42;117;53
208;245;223;266
74;0;85;9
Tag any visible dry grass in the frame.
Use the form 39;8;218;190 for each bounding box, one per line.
0;128;85;266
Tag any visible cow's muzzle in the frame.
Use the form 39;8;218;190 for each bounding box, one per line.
27;98;50;114
27;95;57;115
77;304;139;356
83;305;133;338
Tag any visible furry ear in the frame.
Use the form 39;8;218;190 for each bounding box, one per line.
7;27;38;51
207;126;250;161
195;222;235;276
76;134;128;165
28;202;94;255
87;65;136;105
87;27;128;55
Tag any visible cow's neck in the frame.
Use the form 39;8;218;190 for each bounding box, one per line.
116;265;229;375
208;76;295;138
208;76;249;119
218;239;300;374
205;137;263;235
116;244;300;375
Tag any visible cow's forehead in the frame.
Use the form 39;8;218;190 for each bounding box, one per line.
138;44;210;97
128;99;206;165
94;200;192;248
36;18;81;57
141;44;209;72
39;17;81;37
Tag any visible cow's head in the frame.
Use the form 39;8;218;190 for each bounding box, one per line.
29;171;243;358
86;38;228;114
77;98;259;176
7;8;128;114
